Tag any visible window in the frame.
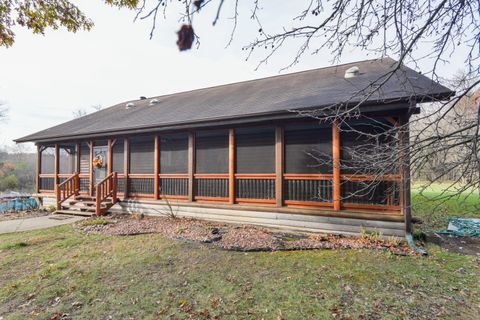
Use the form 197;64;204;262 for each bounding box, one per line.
196;130;228;174
129;136;154;174
235;127;275;173
40;147;55;174
160;133;188;173
284;124;332;174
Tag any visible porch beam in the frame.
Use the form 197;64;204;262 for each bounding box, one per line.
154;135;159;199
275;126;284;207
188;132;195;202
332;120;341;211
228;129;235;204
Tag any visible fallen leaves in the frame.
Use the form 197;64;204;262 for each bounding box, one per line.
75;214;415;255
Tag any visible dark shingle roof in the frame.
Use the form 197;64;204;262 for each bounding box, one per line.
16;57;453;143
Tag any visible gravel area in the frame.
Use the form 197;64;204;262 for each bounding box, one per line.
75;214;415;255
0;210;50;221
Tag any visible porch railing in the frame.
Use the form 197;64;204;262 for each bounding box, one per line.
95;172;118;215
56;173;80;210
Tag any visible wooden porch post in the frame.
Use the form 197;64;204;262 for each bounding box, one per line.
107;139;112;175
228;129;235;204
332;120;341;211
75;143;80;173
124;138;130;199
54;144;59;209
399;115;413;234
188;132;195;202
275;126;284;207
89;141;94;196
154;135;159;200
36;145;41;193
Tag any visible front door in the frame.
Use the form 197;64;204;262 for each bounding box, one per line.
93;145;108;194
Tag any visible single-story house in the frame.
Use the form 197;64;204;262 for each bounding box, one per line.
15;58;453;237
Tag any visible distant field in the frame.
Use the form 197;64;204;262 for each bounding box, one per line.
412;182;480;230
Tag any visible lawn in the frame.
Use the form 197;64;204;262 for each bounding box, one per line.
1;225;479;319
412;182;480;230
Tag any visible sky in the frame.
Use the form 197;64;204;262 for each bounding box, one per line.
0;1;467;152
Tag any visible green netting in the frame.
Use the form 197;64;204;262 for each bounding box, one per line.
436;218;480;237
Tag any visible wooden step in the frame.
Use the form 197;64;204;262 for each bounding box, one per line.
68;200;112;206
74;196;96;201
62;205;108;211
55;210;94;217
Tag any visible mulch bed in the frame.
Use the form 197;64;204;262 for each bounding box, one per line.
0;210;50;221
75;214;416;255
426;232;480;256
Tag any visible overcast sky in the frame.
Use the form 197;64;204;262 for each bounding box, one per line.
0;1;466;152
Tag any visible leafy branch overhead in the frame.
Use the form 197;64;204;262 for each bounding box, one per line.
0;0;138;47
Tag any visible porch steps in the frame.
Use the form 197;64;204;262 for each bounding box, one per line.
55;196;116;217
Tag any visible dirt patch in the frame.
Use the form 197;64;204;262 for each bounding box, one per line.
75;214;415;255
0;210;50;221
426;232;480;256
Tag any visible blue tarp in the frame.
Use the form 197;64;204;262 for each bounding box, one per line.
0;197;38;213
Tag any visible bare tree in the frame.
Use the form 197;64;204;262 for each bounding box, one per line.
130;1;480;221
73;105;103;118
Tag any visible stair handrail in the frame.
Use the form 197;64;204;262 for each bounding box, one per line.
95;172;118;215
56;172;80;210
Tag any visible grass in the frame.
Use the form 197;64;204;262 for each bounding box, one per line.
0;225;479;319
412;182;480;230
78;218;111;227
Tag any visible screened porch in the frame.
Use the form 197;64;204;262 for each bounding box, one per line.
36;120;403;214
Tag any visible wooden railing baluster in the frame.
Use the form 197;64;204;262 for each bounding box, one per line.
56;173;80;210
94;172;118;215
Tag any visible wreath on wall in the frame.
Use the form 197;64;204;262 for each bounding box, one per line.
92;155;104;168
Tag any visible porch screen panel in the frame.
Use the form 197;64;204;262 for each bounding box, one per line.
79;143;90;174
40;147;54;174
160;133;188;173
112;139;124;174
129;136;154;174
235;127;275;200
195;130;229;198
340;123;397;175
340;121;400;207
235;127;275;173
39;147;55;191
196;130;229;174
284;124;333;203
58;145;76;174
285;124;332;174
159;133;188;197
129;136;154;196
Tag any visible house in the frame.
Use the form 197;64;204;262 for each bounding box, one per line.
15;58;453;237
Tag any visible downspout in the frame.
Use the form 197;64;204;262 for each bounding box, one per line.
400;107;427;256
